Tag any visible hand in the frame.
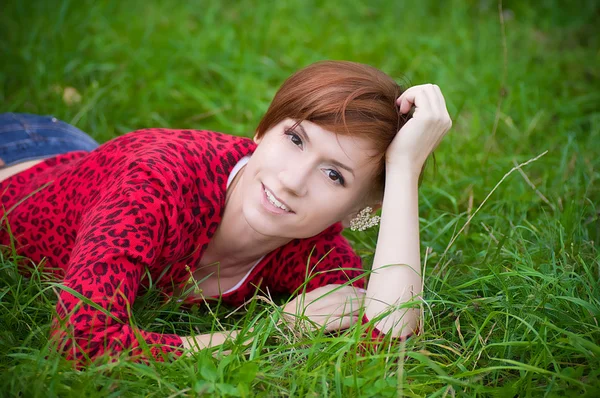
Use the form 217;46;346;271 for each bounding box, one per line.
181;329;255;357
386;84;452;172
282;285;366;332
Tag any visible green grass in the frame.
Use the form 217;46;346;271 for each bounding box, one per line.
1;0;599;396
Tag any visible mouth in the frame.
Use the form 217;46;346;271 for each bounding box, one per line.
261;184;294;214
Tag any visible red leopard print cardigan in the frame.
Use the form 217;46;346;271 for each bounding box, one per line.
0;129;383;363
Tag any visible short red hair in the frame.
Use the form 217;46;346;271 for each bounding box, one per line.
256;60;409;193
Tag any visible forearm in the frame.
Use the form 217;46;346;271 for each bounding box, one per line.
365;168;421;337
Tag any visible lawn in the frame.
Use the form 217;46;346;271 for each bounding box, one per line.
1;0;599;396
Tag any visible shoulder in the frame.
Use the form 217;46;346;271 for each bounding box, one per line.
104;128;256;161
85;128;256;192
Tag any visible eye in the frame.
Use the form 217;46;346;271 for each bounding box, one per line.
326;169;345;186
284;130;303;148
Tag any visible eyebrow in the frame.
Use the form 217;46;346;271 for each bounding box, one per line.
296;122;356;178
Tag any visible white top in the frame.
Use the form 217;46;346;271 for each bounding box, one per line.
223;155;264;294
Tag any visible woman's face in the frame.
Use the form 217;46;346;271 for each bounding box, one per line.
240;118;380;239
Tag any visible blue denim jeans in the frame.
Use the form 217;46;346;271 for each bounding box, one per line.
0;113;99;167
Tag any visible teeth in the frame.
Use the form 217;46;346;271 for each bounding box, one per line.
264;189;290;212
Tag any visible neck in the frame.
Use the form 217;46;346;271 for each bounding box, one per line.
207;166;291;268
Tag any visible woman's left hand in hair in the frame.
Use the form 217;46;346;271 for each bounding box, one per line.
386;84;452;173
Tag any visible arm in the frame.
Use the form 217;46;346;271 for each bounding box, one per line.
51;161;186;363
365;84;452;338
364;169;421;337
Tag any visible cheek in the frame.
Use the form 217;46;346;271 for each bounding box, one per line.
307;189;355;221
254;141;289;171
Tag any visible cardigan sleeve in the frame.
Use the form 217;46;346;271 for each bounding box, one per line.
264;224;367;296
50;161;185;363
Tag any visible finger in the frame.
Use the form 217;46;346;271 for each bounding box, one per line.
432;84;446;110
303;285;365;308
396;84;431;106
348;291;366;306
338;289;366;307
318;284;361;295
341;295;365;312
396;85;433;114
433;84;451;120
346;286;366;300
433;85;453;128
324;314;359;332
310;292;365;313
324;285;366;300
307;285;359;303
423;84;441;115
307;284;346;302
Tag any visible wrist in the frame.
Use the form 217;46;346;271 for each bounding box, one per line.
384;164;421;185
385;158;423;178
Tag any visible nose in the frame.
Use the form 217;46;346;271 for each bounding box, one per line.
278;160;310;197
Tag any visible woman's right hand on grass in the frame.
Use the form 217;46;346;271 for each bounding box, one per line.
282;284;366;332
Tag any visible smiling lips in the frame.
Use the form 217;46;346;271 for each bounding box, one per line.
262;184;293;213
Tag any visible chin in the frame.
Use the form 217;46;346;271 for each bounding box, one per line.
242;202;285;237
242;204;320;239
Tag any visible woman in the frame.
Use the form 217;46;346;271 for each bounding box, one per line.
0;61;451;363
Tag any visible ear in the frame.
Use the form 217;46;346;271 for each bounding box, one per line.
253;133;262;144
365;193;383;213
370;203;382;213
